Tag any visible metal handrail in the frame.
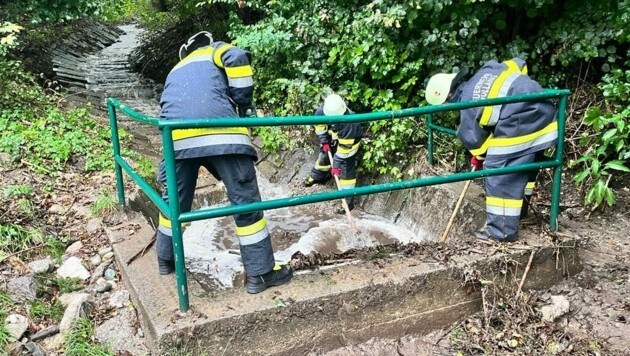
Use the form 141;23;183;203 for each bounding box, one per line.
107;89;570;311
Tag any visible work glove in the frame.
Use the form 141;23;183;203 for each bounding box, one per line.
321;142;331;153
331;167;341;177
470;156;484;171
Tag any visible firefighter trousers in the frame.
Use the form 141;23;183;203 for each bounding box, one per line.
483;151;544;239
310;146;358;205
156;154;275;276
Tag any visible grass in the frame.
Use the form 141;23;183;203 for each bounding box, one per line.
3;184;33;199
28;299;65;323
43;235;67;262
56;277;84;294
64;318;114;356
90;190;117;217
0;290;14;348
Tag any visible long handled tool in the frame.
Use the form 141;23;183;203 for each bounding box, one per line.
327;150;358;232
439;167;477;243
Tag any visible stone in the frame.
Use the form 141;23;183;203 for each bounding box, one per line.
89;261;111;285
89;254;102;267
98;247;113;256
95;282;112;293
0;152;13;167
48;204;65;214
102;252;115;261
59;293;94;332
85;218;102;233
539;295;570;322
7;276;38;302
104;267;117;281
57;256;90;280
24;341;47;356
28;258;53;274
6;342;23;356
5;314;29;340
30;325;60;342
64;241;83;255
109;290;130;309
95;308;148;355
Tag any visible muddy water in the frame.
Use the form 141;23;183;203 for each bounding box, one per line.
184;174;429;291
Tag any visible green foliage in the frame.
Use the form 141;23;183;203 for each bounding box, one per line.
90;190;118;217
0;223;35;255
28;299;65;323
216;0;629;178
3;184;34;199
253;127;291;152
56;277;85;294
2;0;129;23
65;318;115;356
572;69;630;207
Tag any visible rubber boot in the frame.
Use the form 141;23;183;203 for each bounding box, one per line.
473;230;518;243
246;265;293;294
158;258;175;275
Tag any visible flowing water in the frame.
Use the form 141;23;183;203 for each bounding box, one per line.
68;24;430;291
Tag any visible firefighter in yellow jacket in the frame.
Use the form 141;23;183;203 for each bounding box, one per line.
425;58;557;242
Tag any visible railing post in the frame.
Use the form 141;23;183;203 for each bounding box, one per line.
108;101;126;205
161;127;190;312
549;94;568;231
427;114;434;165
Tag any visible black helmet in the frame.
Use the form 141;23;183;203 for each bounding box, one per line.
179;31;213;60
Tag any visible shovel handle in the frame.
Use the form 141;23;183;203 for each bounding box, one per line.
327;150;358;232
439;167;477;243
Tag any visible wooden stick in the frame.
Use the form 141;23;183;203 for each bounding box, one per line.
515;249;536;300
439;167;476;243
327;150;358;232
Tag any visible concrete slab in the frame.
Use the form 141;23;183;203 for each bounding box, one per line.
108;210;581;355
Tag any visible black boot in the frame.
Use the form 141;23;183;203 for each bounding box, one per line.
521;196;530;219
158;258;175;275
246;265;293;294
336;201;355;215
474;230;518;243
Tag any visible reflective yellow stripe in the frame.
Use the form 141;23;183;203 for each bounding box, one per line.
479;60;520;126
172;127;250;140
486;196;523;208
489;121;557;147
521;65;528;75
159;213;171;229
337;142;360;154
213;44;233;68
225;65;253;78
469;134;493;157
526;182;535;189
339;178;356;186
236;217;267;237
338;138;355;145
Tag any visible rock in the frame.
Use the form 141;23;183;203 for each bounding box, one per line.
30;325;60;342
102;252;115;261
104;267;117;281
24;341;47;356
95;282;112;293
85;218;102;233
0;152;13;167
59;293;94;332
89;261;111;285
7;276;38;302
48;204;65;214
57;256;90;280
28;258;53;274
6;342;23;356
109;290;130;309
98;247;112;256
539;295;570;322
95;308;148;355
64;241;83;255
5;314;29;340
89;254;102;267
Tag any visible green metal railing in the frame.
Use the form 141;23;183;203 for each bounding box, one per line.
107;89;570;311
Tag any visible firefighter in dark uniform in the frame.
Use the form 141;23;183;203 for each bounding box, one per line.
425;58;557;242
156;31;292;293
303;94;363;213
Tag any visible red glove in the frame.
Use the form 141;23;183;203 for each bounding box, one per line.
331;167;341;177
470;156;483;170
321;142;331;152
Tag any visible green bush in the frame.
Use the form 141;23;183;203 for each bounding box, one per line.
572;69;630;207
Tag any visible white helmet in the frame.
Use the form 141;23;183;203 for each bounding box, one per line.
425;67;469;105
179;31;214;60
323;93;347;116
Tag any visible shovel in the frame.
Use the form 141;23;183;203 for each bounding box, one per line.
327;150;358;233
439;167;477;243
